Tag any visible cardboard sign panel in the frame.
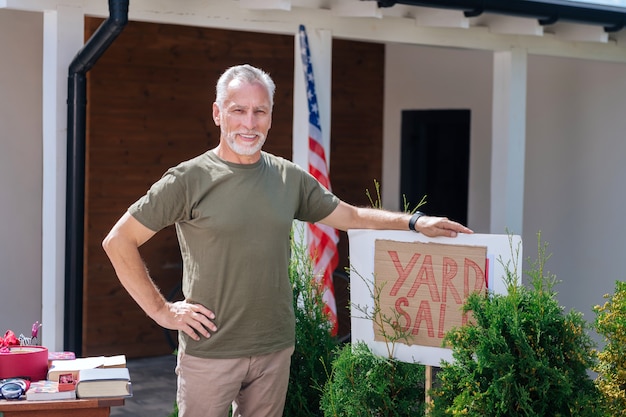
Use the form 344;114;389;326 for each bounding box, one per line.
373;240;487;348
349;231;522;366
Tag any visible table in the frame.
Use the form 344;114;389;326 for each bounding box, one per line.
0;397;124;417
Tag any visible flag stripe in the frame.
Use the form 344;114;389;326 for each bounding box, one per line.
299;24;339;336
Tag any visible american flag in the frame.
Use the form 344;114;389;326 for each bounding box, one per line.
298;24;339;335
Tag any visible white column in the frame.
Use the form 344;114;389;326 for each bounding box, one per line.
490;48;527;235
42;5;84;351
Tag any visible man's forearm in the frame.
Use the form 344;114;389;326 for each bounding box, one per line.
102;235;168;322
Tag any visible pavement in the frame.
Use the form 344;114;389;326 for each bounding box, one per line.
110;354;177;417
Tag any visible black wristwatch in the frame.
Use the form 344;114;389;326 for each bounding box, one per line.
408;211;425;231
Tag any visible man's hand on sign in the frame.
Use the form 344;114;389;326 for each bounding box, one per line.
414;215;473;238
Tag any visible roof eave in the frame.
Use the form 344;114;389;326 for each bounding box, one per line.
372;0;626;31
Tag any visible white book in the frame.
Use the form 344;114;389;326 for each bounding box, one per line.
76;367;132;399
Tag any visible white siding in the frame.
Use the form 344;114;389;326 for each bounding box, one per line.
0;9;43;339
526;54;626;333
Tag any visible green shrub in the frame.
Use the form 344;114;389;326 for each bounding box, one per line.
320;267;426;417
320;342;425;417
285;226;338;417
429;235;604;417
594;280;626;416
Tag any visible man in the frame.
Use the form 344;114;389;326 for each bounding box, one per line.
102;64;472;417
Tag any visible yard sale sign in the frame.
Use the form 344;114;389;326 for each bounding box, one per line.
349;230;521;366
374;240;487;348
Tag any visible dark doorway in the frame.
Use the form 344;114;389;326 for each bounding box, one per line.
400;110;470;225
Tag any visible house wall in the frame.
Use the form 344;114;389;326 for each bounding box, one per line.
0;10;44;339
525;54;626;331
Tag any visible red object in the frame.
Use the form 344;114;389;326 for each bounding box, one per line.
1;330;19;348
58;373;77;391
0;346;49;381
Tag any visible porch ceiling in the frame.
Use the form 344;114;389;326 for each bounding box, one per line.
1;0;625;46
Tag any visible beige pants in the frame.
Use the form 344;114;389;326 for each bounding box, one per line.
176;346;294;417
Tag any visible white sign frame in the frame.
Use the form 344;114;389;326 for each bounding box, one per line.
348;230;522;367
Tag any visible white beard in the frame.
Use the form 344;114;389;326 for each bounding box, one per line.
223;130;266;156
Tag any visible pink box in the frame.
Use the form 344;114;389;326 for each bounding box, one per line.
0;346;49;381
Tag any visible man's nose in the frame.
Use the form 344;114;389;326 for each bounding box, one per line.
242;112;256;129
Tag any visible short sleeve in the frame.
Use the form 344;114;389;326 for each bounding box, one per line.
295;169;340;223
128;169;190;232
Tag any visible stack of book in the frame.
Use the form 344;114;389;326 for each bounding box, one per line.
25;354;132;401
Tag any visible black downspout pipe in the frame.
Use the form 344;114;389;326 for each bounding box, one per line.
64;0;129;356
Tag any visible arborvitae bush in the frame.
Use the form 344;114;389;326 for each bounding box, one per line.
594;280;626;416
320;341;425;417
320;267;426;417
285;227;338;417
429;235;605;417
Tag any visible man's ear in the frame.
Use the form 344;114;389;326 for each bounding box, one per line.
212;102;220;126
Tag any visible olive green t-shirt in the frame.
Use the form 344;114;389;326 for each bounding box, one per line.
128;150;340;358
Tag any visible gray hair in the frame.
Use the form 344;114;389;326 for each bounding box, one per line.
215;64;276;109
